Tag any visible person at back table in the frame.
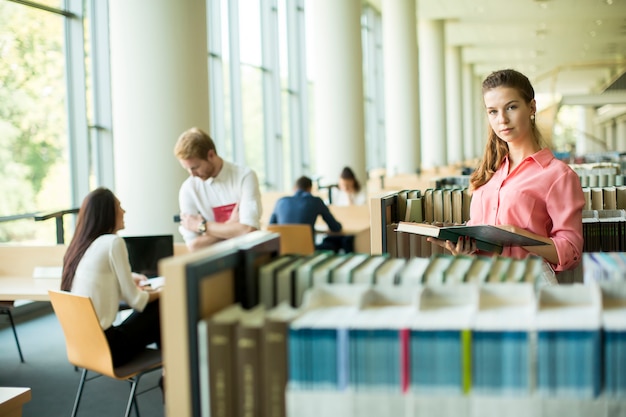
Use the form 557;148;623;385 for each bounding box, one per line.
174;127;262;252
61;187;162;369
428;69;584;284
269;176;344;252
331;166;367;206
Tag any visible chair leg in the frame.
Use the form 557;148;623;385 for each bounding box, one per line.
71;368;88;417
4;309;25;362
124;376;141;417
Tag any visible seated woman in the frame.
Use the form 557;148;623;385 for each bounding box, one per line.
60;187;162;368
331;166;367;206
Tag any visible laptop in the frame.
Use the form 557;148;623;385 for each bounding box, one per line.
123;234;174;278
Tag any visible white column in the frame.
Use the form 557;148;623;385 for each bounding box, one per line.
474;74;486;158
109;0;210;238
418;19;446;169
576;106;589;156
309;0;366;185
604;122;615;151
381;0;420;176
462;64;477;160
445;45;463;165
616;116;626;152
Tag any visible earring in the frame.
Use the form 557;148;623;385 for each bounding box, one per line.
530;114;535;121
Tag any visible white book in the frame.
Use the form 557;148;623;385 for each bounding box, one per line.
397;257;431;286
423;254;455;284
504;258;527;283
33;266;63;279
443;255;474;284
330;253;370;284
487;256;512;283
311;254;351;287
465;256;494;284
373;258;407;285
293;251;334;307
350;255;388;285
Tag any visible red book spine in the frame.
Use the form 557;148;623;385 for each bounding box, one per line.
400;328;410;393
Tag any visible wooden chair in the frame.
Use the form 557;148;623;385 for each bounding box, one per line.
48;290;162;417
0;301;24;362
266;224;315;255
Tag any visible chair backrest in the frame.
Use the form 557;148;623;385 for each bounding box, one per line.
48;290;116;377
266;224;315;255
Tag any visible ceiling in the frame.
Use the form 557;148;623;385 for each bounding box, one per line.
367;0;626;110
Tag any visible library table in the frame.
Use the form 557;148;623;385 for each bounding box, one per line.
0;277;61;301
0;387;31;417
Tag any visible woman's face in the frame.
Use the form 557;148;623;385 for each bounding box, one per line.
114;198;126;232
338;177;354;192
483;86;536;146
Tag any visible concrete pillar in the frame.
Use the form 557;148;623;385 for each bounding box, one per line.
616;116;626;152
445;45;463;165
474;73;486;158
109;0;210;238
462;64;477;161
418;19;447;169
308;0;366;186
381;0;420;176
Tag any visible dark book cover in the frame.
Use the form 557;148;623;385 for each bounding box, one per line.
396;222;547;254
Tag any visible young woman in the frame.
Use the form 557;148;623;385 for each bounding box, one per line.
429;69;584;280
331;166;367;206
61;187;162;367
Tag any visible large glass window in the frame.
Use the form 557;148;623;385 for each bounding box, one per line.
0;1;69;243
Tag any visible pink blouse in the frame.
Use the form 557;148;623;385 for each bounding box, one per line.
467;148;584;271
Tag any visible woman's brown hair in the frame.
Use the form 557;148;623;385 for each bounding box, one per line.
469;69;545;190
61;187;118;291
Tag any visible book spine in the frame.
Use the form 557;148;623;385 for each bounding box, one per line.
236;324;263;417
263;320;289;417
208;321;237;417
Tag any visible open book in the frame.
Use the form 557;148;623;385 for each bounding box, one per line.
395;221;547;254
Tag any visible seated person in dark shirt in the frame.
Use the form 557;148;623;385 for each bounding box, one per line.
269;176;350;252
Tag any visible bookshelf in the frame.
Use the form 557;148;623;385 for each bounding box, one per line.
158;226;626;417
159;231;279;417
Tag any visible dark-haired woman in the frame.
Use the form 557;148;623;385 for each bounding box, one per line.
428;69;584;283
331;166;366;206
61;187;161;367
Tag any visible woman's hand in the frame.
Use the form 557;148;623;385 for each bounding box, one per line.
427;236;477;256
132;272;148;288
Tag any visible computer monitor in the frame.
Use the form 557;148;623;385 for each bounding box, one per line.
123;234;174;277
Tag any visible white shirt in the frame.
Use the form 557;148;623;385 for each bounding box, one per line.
178;160;262;244
71;234;149;329
331;187;367;206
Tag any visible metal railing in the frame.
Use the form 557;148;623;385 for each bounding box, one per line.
0;208;79;244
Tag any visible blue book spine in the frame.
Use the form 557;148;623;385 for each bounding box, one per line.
603;329;626;397
288;327;311;390
337;328;349;391
537;330;601;398
410;330;462;394
348;329;401;392
310;328;339;389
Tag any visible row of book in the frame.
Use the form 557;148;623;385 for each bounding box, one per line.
197;280;626;417
582;210;626;252
583;252;626;282
576;170;623;188
256;251;548;309
582;186;626;211
380;188;626;259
